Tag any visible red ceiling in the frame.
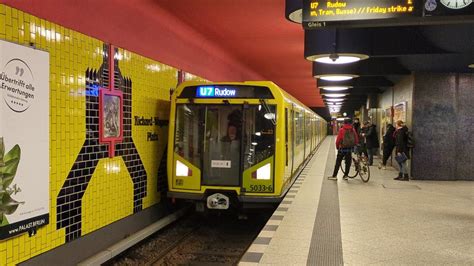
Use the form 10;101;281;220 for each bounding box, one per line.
2;0;322;107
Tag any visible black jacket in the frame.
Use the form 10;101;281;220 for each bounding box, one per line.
383;125;396;148
365;125;380;149
353;122;361;134
359;127;368;145
394;126;410;157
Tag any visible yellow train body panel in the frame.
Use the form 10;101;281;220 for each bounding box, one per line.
167;81;326;208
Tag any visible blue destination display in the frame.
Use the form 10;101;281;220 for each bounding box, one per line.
196;86;237;98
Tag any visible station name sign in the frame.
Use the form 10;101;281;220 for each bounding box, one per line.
303;0;419;28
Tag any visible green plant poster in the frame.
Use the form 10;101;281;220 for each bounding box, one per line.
0;40;49;240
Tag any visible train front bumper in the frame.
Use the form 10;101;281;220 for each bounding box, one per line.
167;191;283;203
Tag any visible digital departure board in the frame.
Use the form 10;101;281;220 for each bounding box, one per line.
303;0;420;28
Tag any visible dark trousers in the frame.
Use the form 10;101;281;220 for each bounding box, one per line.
332;149;352;177
367;147;377;166
382;145;394;165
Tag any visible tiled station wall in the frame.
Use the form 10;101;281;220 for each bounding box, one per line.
376;73;474;180
0;5;207;265
412;73;474;180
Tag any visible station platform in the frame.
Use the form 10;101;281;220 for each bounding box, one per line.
240;137;474;265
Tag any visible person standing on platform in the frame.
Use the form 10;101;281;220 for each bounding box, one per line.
379;123;396;170
353;118;361;134
364;121;379;166
328;118;359;181
394;120;410;181
358;121;369;157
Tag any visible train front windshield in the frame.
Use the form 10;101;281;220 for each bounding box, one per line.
174;104;276;186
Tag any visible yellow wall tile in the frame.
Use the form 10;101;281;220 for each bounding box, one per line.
0;4;212;264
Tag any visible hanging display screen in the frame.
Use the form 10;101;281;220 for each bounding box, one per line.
303;0;420;28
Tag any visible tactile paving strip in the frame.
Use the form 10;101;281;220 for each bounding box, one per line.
307;145;344;265
240;144;323;264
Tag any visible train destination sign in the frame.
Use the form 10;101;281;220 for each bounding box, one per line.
303;0;419;28
178;85;274;99
196;86;237;98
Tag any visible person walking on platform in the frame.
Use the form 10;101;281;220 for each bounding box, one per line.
394;120;410;181
328;118;359;181
364;121;379;166
379;123;395;170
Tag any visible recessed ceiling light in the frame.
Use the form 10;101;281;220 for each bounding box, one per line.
324;93;347;98
316;74;358;81
311;53;369;64
469;63;474;69
326;98;344;102
320;86;351;91
288;9;302;23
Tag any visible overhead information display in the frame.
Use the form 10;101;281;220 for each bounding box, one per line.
303;0;474;28
303;0;419;28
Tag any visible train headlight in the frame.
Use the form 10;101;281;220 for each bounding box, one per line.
176;160;192;176
251;163;271;180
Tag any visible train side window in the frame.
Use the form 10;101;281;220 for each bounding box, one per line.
243;105;276;170
174;104;203;168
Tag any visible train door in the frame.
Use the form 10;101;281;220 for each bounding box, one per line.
291;106;296;175
202;106;242;186
303;113;306;159
285;107;293;181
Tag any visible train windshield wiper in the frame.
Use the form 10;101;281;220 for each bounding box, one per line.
259;99;276;126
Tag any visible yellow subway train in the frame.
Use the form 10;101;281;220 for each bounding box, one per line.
167;81;326;210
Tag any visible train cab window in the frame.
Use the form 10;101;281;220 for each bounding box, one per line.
174;105;204;168
202;106;242;186
243;104;276;170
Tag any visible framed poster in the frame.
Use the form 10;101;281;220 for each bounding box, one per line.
393;102;407;124
99;89;123;143
0;40;49;239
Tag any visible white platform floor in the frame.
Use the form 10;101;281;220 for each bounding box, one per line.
240;136;474;265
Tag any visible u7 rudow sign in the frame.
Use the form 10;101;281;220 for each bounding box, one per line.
303;0;474;28
303;0;419;28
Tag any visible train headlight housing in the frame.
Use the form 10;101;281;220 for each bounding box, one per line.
251;163;271;180
176;160;192;176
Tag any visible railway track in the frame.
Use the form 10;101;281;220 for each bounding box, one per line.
106;209;273;265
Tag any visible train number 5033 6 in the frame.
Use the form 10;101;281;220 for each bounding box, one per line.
249;185;273;192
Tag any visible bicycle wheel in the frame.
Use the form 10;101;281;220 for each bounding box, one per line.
359;160;370;182
340;158;358;178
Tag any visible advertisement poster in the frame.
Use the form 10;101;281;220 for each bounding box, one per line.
0;40;49;239
393;102;407;124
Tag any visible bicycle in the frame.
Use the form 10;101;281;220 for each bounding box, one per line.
340;149;370;182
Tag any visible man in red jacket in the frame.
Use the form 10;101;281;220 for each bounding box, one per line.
328;118;359;181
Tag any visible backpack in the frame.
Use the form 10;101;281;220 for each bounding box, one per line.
341;128;356;148
407;131;415;148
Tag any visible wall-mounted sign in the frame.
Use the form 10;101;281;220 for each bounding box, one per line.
0;40;49;240
393;101;407;124
303;0;419;28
